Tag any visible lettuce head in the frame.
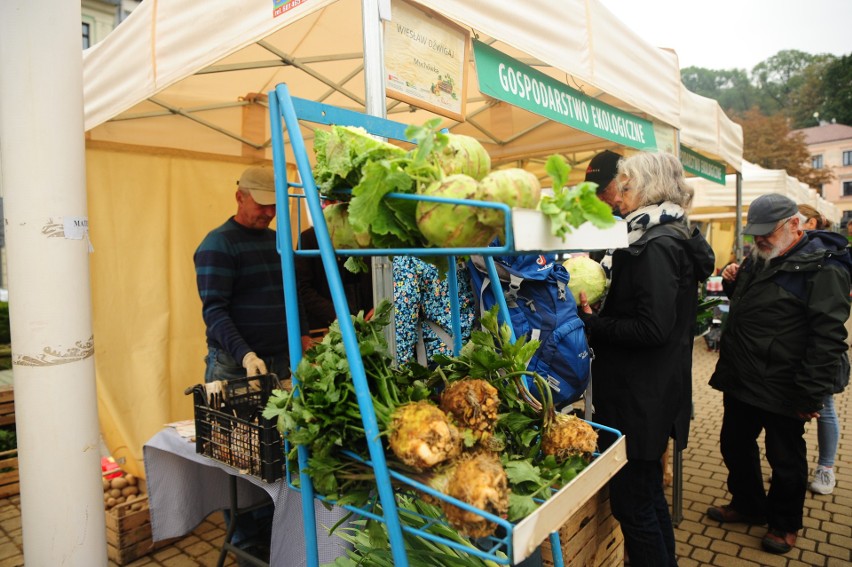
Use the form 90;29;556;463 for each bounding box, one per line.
564;256;607;306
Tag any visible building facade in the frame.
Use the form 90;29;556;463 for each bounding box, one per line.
794;122;852;226
82;0;141;48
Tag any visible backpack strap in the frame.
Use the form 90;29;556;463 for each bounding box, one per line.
415;320;456;365
556;280;567;301
507;273;523;304
470;255;522;308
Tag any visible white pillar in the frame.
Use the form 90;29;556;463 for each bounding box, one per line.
0;2;107;565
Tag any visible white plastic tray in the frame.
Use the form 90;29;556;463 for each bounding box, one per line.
512;209;629;252
511;434;627;564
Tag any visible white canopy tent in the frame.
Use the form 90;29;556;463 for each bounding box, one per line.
81;0;688;474
679;84;743;175
84;0;683;170
691;161;839;220
678;84;745;262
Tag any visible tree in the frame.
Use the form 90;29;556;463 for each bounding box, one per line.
786;58;832;128
820;54;852;125
681;66;760;115
751;50;817;115
736;108;834;189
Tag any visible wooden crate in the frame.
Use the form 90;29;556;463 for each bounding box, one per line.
105;478;171;565
0;385;14;427
541;484;624;567
0;449;19;498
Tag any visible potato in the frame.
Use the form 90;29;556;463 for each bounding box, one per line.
121;486;139;497
103;478;111;491
109;488;121;499
110;476;128;490
125;474;137;486
116;496;126;504
130;502;143;511
107;497;117;508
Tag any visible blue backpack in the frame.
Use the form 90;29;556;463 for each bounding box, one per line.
467;253;591;406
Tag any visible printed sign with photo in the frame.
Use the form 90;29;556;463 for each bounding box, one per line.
384;0;469;121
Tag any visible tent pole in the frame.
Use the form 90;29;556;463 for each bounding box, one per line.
0;1;107;565
362;0;397;356
360;2;409;566
735;172;744;262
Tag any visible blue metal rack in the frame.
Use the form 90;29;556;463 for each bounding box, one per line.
268;82;625;567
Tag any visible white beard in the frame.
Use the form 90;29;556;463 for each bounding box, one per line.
752;230;797;262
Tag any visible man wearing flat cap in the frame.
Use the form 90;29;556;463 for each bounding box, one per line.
195;165;308;382
194;165;308;561
706;193;852;555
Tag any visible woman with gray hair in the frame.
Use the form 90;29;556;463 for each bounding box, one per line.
576;151;715;566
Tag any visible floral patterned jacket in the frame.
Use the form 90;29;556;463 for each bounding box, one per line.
392;256;475;364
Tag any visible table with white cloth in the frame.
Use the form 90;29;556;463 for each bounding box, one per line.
143;427;351;567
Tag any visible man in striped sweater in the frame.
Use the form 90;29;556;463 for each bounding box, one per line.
194;165;308;384
194;165;310;563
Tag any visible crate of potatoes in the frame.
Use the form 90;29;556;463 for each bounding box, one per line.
103;469;170;565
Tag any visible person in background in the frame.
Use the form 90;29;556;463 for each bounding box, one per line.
584;149;624;216
707;194;851;554
577;151;715;567
194;165;309;563
296;224;374;333
797;203;848;495
585;150;624;265
393;256;475;365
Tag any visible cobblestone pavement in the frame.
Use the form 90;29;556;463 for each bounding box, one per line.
670;342;851;567
0;339;849;566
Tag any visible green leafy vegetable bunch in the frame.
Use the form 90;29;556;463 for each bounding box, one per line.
538;154;617;238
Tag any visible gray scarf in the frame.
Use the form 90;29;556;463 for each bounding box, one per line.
599;201;686;303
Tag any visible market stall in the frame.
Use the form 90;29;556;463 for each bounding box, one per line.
82;0;685;479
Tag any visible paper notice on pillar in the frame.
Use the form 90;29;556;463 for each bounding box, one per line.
63;217;88;239
63;216;94;252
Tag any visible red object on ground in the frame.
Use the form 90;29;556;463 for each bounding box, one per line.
101;456;122;479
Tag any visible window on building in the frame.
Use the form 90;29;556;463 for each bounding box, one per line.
812;154;824;169
844;150;852;167
82;22;91;49
844;180;852;196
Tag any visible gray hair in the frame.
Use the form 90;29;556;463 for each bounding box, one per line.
617;151;694;209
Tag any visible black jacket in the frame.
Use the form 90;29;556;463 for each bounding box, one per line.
295;227;373;330
710;230;852;416
583;221;715;460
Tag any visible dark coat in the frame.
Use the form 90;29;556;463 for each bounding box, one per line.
583;221;715;460
710;230;852;416
295;226;373;330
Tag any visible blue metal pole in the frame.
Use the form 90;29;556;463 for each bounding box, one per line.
274;83;409;567
268;91;320;567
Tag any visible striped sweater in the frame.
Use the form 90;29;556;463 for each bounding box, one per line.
194;217;303;363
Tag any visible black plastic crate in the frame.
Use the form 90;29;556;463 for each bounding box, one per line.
186;374;283;483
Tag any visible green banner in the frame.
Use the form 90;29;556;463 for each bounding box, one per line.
680;145;726;185
472;40;656;149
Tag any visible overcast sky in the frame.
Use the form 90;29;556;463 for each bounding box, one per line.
598;0;852;71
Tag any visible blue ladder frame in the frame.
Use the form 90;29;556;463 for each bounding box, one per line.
268;82;613;566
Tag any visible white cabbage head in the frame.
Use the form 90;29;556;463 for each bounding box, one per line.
563;256;607;306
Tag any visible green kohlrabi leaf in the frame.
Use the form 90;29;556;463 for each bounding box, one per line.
545;154;571;191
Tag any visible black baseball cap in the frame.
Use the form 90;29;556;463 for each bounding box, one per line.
585;150;622;193
743;193;798;236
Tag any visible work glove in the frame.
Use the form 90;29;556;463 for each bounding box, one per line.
242;352;267;376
